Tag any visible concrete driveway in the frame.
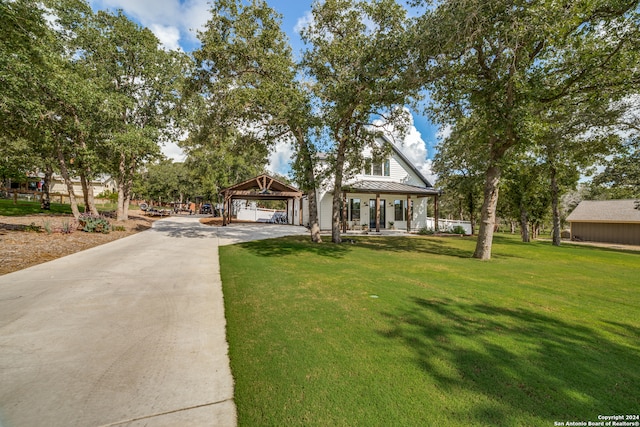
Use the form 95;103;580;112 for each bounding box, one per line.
0;217;307;427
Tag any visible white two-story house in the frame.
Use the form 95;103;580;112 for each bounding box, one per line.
306;134;441;232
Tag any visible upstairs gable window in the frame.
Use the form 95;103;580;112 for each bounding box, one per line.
364;158;390;177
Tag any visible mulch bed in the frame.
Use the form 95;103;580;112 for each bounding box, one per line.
0;214;158;276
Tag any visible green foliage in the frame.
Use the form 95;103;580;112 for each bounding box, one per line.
417;226;435;235
413;0;640;259
25;222;42;232
589;144;640;199
450;225;466;235
78;213;110;233
96;189;118;202
221;234;640;426
301;0;421;242
134;160;197;203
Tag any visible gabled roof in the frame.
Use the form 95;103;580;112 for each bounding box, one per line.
220;174;302;200
379;134;434;188
566;199;640;224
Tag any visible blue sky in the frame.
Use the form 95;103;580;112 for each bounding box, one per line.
88;0;441;177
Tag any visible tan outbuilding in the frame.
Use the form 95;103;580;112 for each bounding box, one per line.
566;199;640;245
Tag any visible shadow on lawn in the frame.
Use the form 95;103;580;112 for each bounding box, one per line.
380;298;640;425
239;237;351;259
240;235;475;259
355;236;473;258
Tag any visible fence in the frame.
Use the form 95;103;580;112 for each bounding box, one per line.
237;206;288;224
425;217;473;234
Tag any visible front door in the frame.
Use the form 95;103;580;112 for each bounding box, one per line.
369;199;385;229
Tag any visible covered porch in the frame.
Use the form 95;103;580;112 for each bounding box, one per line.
338;180;441;233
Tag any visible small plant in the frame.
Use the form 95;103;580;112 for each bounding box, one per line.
111;224;126;232
43;221;52;234
60;219;75;234
388;221;395;229
417;227;435;235
78;213;111;234
25;222;42;232
450;225;466;235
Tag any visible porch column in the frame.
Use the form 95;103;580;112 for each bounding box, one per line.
434;194;439;232
376;193;381;232
298;197;303;226
407;195;411;232
342;191;348;233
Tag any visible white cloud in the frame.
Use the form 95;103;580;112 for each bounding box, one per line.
373;110;435;183
149;24;181;51
89;0;209;50
294;10;314;35
267;140;295;177
162;141;186;162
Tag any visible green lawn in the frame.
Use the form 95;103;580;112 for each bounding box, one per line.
220;234;640;426
0;199;73;215
0;199;139;216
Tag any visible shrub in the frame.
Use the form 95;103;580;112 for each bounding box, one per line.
25;222;42;232
78;213;110;234
417;227;435;235
450;225;466;235
61;219;75;234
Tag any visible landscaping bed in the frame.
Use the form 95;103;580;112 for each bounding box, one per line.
0;214;157;276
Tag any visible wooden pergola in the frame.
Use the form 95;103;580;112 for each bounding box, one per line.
219;174;303;226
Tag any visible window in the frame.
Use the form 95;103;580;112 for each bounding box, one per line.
394;200;405;221
363;159;372;175
364;158;390;176
350;198;361;221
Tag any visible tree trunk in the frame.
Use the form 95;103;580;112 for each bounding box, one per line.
80;171;99;216
467;193;476;235
331;143;347;244
473;164;501;260
116;153;127;221
40;165;52;210
296;131;322;243
307;189;322;243
550;165;561;246
56;147;81;220
520;205;530;243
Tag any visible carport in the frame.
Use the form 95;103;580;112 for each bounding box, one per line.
220;174;303;226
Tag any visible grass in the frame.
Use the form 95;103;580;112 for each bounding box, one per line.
0;199;140;216
219;234;640;426
0;199;74;215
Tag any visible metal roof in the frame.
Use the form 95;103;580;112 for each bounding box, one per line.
566;199;640;223
343;180;440;196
